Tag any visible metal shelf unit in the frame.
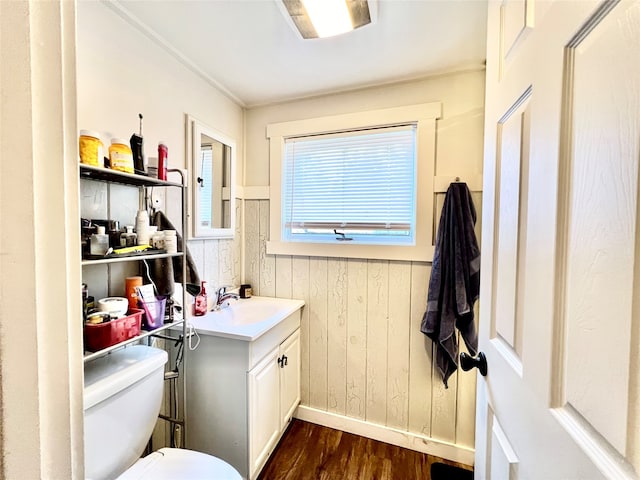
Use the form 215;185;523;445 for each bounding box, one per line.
80;164;189;443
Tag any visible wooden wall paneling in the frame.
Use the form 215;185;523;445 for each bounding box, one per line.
259;200;275;296
430;352;458;443
365;259;390;425
204;238;220;288
408;262;432;436
244;200;261;291
386;261;411;430
456;194;482;448
218;239;234;287
292;256;311;405
275;255;292;299
232;200;242;286
455;329;477;449
327;258;348;414
308;257;329;409
187;239;205;287
346;259;368;420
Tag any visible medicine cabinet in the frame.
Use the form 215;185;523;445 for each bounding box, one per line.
187;116;236;239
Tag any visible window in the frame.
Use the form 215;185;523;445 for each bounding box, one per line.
268;103;441;261
283;125;417;245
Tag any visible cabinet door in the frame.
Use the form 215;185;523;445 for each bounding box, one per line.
279;329;300;429
248;347;280;479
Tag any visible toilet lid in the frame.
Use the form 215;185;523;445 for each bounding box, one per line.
117;448;242;480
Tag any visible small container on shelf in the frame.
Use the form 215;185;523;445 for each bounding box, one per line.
79;130;104;167
90;226;109;256
83;308;143;352
163;229;177;254
109;138;134;174
157;142;168;180
120;226;137;247
140;295;167;330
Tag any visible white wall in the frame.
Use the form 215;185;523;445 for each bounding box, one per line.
0;1;83;478
244;70;485;464
76;1;244;293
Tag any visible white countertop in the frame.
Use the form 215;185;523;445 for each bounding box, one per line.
183;296;305;341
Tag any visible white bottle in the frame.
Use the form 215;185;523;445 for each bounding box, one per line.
164;229;177;254
135;210;150;245
90;226;109;255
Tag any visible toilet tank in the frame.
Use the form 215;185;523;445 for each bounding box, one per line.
84;345;168;480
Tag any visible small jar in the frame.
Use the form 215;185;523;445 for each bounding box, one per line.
79;130;104;167
120;225;137;247
152;230;165;250
163;229;177;254
109;138;134;174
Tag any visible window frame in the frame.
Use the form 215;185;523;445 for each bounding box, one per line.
267;102;441;261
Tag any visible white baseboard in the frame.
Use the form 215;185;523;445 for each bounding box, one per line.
294;405;475;467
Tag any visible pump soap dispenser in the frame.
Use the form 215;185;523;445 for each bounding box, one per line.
194;281;208;316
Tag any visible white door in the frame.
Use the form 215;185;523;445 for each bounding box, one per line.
476;0;640;478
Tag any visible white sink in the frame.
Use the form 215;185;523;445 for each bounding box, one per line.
186;296;305;341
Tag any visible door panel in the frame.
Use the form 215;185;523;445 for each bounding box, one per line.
489;411;519;480
554;0;640;461
477;0;640;478
493;90;531;362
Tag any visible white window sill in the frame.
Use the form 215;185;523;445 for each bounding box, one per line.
266;240;434;262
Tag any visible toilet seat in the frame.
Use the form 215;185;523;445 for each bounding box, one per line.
116;448;242;480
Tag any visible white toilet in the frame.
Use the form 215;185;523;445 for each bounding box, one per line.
84;344;242;480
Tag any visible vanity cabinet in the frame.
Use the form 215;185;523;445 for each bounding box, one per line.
185;306;302;480
248;329;300;477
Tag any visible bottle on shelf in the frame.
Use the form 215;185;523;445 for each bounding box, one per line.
164;229;177;254
157;142;168;180
135;210;150;245
90;226;109;255
194;281;208;316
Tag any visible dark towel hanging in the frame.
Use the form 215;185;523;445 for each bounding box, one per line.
147;210;201;296
421;182;480;388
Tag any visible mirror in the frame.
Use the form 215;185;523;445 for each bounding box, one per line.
188;117;236;238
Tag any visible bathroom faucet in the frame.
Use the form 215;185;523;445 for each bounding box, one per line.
213;285;239;310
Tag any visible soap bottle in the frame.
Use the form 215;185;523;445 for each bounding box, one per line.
90;226;109;255
194;281;208;316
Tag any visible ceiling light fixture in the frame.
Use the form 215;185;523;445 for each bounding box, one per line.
280;0;376;39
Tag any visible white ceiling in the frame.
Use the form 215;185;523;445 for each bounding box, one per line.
109;0;488;107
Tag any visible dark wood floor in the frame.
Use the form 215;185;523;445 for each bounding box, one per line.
257;419;473;480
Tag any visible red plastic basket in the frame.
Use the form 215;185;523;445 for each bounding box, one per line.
84;308;143;351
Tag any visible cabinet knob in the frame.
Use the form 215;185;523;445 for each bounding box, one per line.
277;355;288;368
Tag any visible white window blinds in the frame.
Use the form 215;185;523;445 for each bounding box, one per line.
282;124;417;244
198;146;213;228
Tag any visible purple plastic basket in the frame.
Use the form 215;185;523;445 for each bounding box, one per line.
141;296;166;330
